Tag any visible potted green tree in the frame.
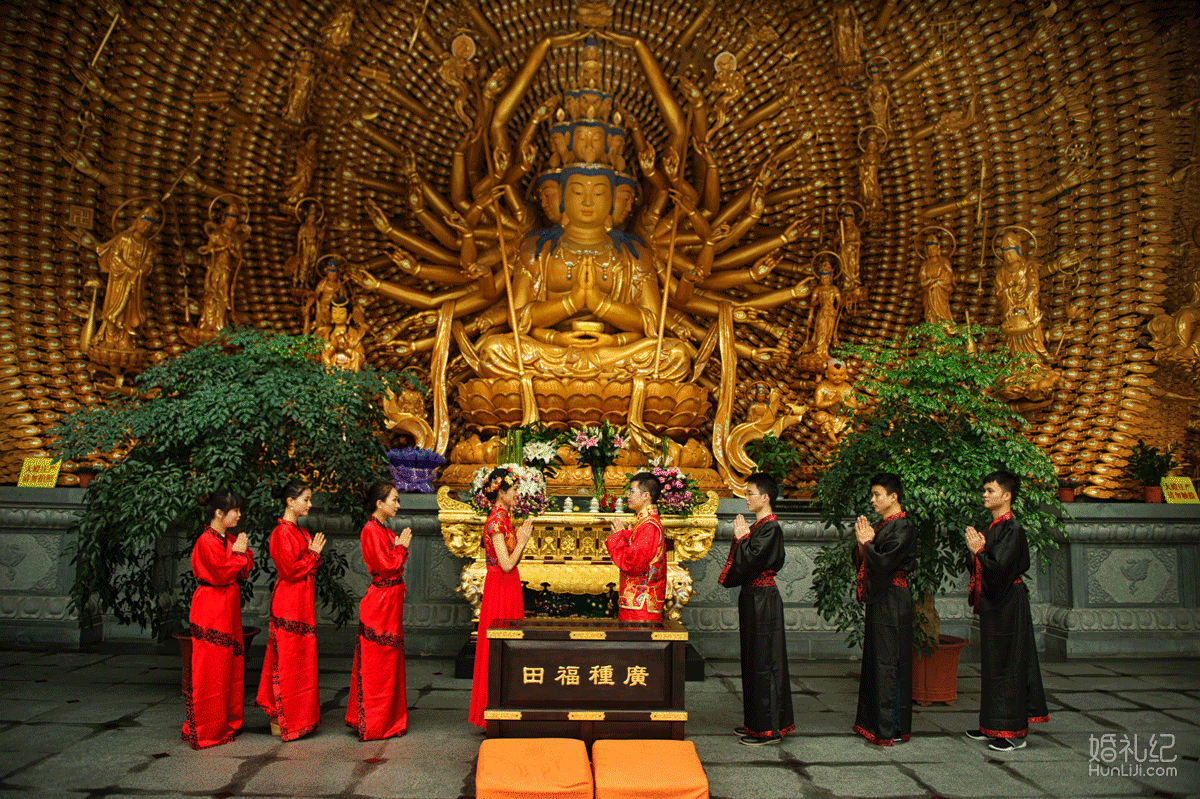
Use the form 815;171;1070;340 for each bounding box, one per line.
51;328;404;644
1125;440;1177;503
812;324;1064;704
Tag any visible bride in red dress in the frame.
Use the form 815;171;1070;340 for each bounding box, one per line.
182;488;253;749
256;478;326;740
468;467;533;728
345;480;412;740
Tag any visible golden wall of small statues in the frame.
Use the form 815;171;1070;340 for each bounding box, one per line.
1;0;1198;498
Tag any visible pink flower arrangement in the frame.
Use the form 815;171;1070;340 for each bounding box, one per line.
649;466;704;517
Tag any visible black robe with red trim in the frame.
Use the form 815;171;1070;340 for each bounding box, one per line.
852;513;916;746
719;515;794;739
970;514;1049;738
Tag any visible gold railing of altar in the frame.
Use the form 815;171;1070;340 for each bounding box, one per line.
437;487;717;623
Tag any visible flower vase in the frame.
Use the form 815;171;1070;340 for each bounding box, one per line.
591;465;606;498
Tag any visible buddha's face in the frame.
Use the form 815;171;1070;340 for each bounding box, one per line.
539;180;561;221
924;239;940;257
572;125;604;164
612;184;636;224
331;304;349;324
562;174;611;229
1000;234;1021;263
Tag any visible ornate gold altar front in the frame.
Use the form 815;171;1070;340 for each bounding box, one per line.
436;487;716;623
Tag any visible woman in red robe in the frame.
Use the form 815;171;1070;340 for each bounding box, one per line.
256;478;326;740
468;468;533;728
345;480;412;740
182;488;253;749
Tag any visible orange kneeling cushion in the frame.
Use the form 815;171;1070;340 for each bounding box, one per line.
476;738;594;799
591;739;709;799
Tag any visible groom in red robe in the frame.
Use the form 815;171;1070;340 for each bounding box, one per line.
605;472;667;621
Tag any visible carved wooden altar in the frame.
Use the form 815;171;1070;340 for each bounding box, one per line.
436;487;716;623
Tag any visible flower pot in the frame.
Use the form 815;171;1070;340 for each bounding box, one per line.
173;625;262;693
1056;487;1074;503
911;634;969;706
1143;485;1163;503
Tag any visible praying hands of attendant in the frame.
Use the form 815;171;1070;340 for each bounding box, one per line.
307;532;327;555
733;514;752;540
964;527;986;554
393;528;413;548
854;516;875;546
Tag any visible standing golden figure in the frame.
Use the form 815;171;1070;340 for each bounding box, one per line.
993;228;1059;405
187;195;250;343
917;227;956;327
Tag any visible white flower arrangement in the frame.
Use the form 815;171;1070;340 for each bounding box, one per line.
468;463;548;516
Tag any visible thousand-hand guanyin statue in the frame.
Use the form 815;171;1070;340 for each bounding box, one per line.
351;31;818;489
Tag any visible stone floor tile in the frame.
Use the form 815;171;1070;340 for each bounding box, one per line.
914;761;1048;796
1088;709;1200;732
242;758;359;796
1122;756;1199;796
813;692;857;714
4;750;151;791
1104;659;1197;676
706;764;815;799
786;734;893;763
806;764;925;798
273;726;388;760
1135;673;1200;690
0;750;48;780
789;710;855;734
1042;662;1119;676
1033;710;1099;733
1052;692;1139;711
794;677;860;694
0;721;92;754
0;791;87;799
1126;690;1200;709
916;709;979;732
1008;759;1150;796
357;756;475;799
30;697;157;724
117;754;243;792
692;733;790;763
0;699;63;723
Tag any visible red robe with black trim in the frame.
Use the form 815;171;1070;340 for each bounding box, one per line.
256;518;321;740
605;506;666;621
345;517;409;740
182;526;253;749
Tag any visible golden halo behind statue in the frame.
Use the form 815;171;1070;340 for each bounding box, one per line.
110;196;165;237
992;225;1037;259
857;124;889;152
294;197;325;224
316;252;347;272
915;225;958;258
810;249;843;280
714;51;737;72
836;200;865;226
208;193;250;225
866;55;892;72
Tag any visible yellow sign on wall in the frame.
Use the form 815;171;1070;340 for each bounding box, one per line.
1161;476;1199;504
18;457;62;487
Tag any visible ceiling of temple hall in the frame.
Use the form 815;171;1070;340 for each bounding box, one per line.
1;0;1197;496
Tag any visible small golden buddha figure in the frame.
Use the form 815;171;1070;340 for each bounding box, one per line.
918;228;956;327
811;359;858;445
195;196;251;337
70;202;162;353
317;296;366;371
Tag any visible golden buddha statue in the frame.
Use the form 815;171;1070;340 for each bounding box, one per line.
350;32;817;484
917;226;956;327
993;228;1060;405
187;195;250;343
317;296;366;372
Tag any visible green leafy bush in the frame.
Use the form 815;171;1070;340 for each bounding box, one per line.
812;324;1064;654
52;328;404;639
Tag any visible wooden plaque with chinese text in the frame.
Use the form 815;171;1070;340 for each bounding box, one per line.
485;618;687;744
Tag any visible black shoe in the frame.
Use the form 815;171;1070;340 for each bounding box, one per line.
988;737;1026;751
892;734;908;744
739;734;782;746
965;729;989;740
733;726;749;736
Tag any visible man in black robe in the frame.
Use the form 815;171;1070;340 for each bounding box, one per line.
852;472;916;746
964;470;1049;751
719;472;794;746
